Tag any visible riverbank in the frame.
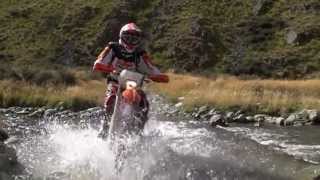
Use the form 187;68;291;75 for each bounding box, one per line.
149;73;320;115
1;72;320;121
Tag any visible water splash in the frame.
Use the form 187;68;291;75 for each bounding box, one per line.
5;103;319;180
16;123;116;180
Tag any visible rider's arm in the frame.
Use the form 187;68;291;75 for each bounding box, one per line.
93;46;116;73
137;52;169;83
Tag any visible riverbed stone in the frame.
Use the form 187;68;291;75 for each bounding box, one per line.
275;117;285;126
0;109;8;114
209;114;228;127
16;108;32;115
233;114;247;123
44;109;57;118
254;114;267;122
174;102;183;108
198;106;209;114
28;108;45;118
192;106;209;118
263;116;274;124
284;115;296;126
306;109;320;124
284;109;315;126
0;128;8;142
245;116;255;122
225;112;235;122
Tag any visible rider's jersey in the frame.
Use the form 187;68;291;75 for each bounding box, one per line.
93;42;168;82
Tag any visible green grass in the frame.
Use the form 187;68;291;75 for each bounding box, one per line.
0;0;319;80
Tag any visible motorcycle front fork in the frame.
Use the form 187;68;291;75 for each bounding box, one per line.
98;113;112;139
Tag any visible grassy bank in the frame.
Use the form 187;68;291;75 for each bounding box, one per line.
0;79;105;111
1;72;320;114
149;73;320;115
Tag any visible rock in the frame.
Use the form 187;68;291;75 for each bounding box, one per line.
233;114;247;123
85;107;102;113
286;28;320;45
306;109;320;124
253;0;274;15
284;114;297;126
16;108;34;115
200;109;218;120
28;108;45;118
0;109;10;114
275;117;285;126
0;128;8;142
167;109;179;116
264;116;276;124
9;107;22;113
225;112;235;122
283;109;314;126
43;109;57;118
254;114;267;122
207;108;217;116
193;106;209;118
234;110;243;117
286;30;299;44
198;106;209;114
199;108;218;120
174;102;183;108
245;116;255;123
209;114;228;127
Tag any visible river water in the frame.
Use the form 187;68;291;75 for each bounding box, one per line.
2;96;320;180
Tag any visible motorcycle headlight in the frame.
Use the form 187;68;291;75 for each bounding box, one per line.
126;80;138;90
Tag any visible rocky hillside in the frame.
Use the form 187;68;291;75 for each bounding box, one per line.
0;0;319;79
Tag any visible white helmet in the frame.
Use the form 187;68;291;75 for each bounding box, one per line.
119;23;142;53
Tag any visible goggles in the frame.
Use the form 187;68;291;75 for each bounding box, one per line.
121;32;141;45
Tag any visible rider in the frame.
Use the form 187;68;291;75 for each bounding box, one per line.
93;22;169;137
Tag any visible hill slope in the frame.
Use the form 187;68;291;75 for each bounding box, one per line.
0;0;319;78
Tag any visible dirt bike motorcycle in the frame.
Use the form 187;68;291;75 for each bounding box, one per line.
103;70;167;173
107;69;150;141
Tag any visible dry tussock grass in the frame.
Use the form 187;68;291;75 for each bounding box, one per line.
1;71;319;113
149;73;320;113
0;79;105;110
